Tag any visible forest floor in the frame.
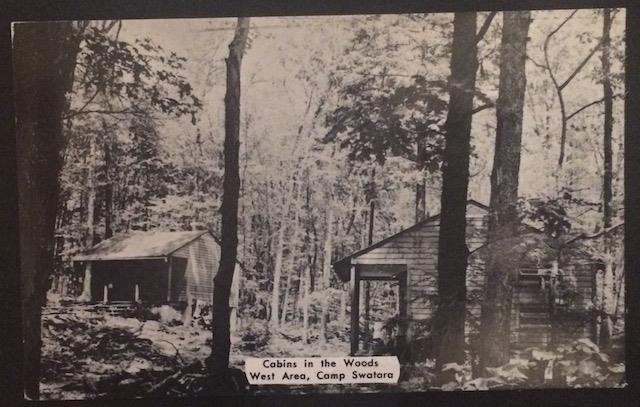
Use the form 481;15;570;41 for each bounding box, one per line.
40;304;430;400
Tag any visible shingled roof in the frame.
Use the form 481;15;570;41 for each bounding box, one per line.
73;230;211;261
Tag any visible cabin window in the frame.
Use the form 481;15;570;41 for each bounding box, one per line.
518;266;541;286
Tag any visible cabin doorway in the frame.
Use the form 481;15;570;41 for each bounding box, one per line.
350;264;407;357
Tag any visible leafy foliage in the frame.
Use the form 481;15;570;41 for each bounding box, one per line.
325;74;447;167
440;339;624;390
72;26;202;122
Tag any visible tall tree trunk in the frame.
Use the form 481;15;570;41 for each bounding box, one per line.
320;203;334;343
269;178;296;328
14;21;82;400
79;137;97;302
432;12;480;372
599;8;614;351
208;17;249;378
302;265;311;343
103;125;114;239
479;10;531;371
281;198;301;325
294;263;304;321
416;136;428;222
269;216;286;328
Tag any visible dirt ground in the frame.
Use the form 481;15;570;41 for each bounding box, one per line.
41;304;426;399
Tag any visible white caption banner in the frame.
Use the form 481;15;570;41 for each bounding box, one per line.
244;356;400;385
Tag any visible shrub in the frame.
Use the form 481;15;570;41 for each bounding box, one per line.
438;339;625;390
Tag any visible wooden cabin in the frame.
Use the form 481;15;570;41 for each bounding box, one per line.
333;200;597;359
73;231;219;305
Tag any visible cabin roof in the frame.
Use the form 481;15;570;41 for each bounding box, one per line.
73;230;211;261
332;200;549;282
332;200;489;280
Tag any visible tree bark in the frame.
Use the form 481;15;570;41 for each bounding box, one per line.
14;21;83;400
320;203;334;343
79;134;100;301
416;137;428;222
599;8;614;350
432;12;480;372
479;10;531;370
103;125;114;239
281;197;301;325
302;265;311;343
208;17;249;377
269;215;286;328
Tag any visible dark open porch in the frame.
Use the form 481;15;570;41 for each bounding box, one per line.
349;263;408;356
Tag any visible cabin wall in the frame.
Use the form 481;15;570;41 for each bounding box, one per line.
351;204;595;349
172;233;219;303
353;207;489;324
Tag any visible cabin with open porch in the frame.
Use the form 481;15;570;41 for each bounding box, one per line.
73;231;219;305
332;200;597;361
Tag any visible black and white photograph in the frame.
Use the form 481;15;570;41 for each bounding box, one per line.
11;6;629;401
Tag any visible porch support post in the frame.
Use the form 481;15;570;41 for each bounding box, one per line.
350;264;360;355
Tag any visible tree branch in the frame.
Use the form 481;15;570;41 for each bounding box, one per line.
471;102;495;115
558;38;604;91
567;93;623;121
562;222;624;246
476;11;498;44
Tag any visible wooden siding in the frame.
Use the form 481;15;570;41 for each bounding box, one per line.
349;202;596;348
172;233;219;303
354;206;489;323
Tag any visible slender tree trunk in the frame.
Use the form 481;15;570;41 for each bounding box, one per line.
103;126;114;239
432;12;480;372
364;170;375;347
302;265;311;343
294;263;304;321
208;17;249;378
14;21;82;400
320;203;334;343
269;217;286;328
479;10;531;371
416;137;428;222
599;8;614;351
79;136;98;302
280;264;292;325
281;199;300;325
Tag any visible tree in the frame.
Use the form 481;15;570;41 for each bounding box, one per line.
432;11;495;372
535;10;611;170
479;10;532;370
323;15;450;220
320;200;334;343
13;21;86;400
598;7;614;350
207;16;250;383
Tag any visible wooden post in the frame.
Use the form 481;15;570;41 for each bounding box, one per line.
364;281;370;350
79;261;92;302
167;257;173;303
134;284;140;303
350;264;360;355
103;285;108;304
